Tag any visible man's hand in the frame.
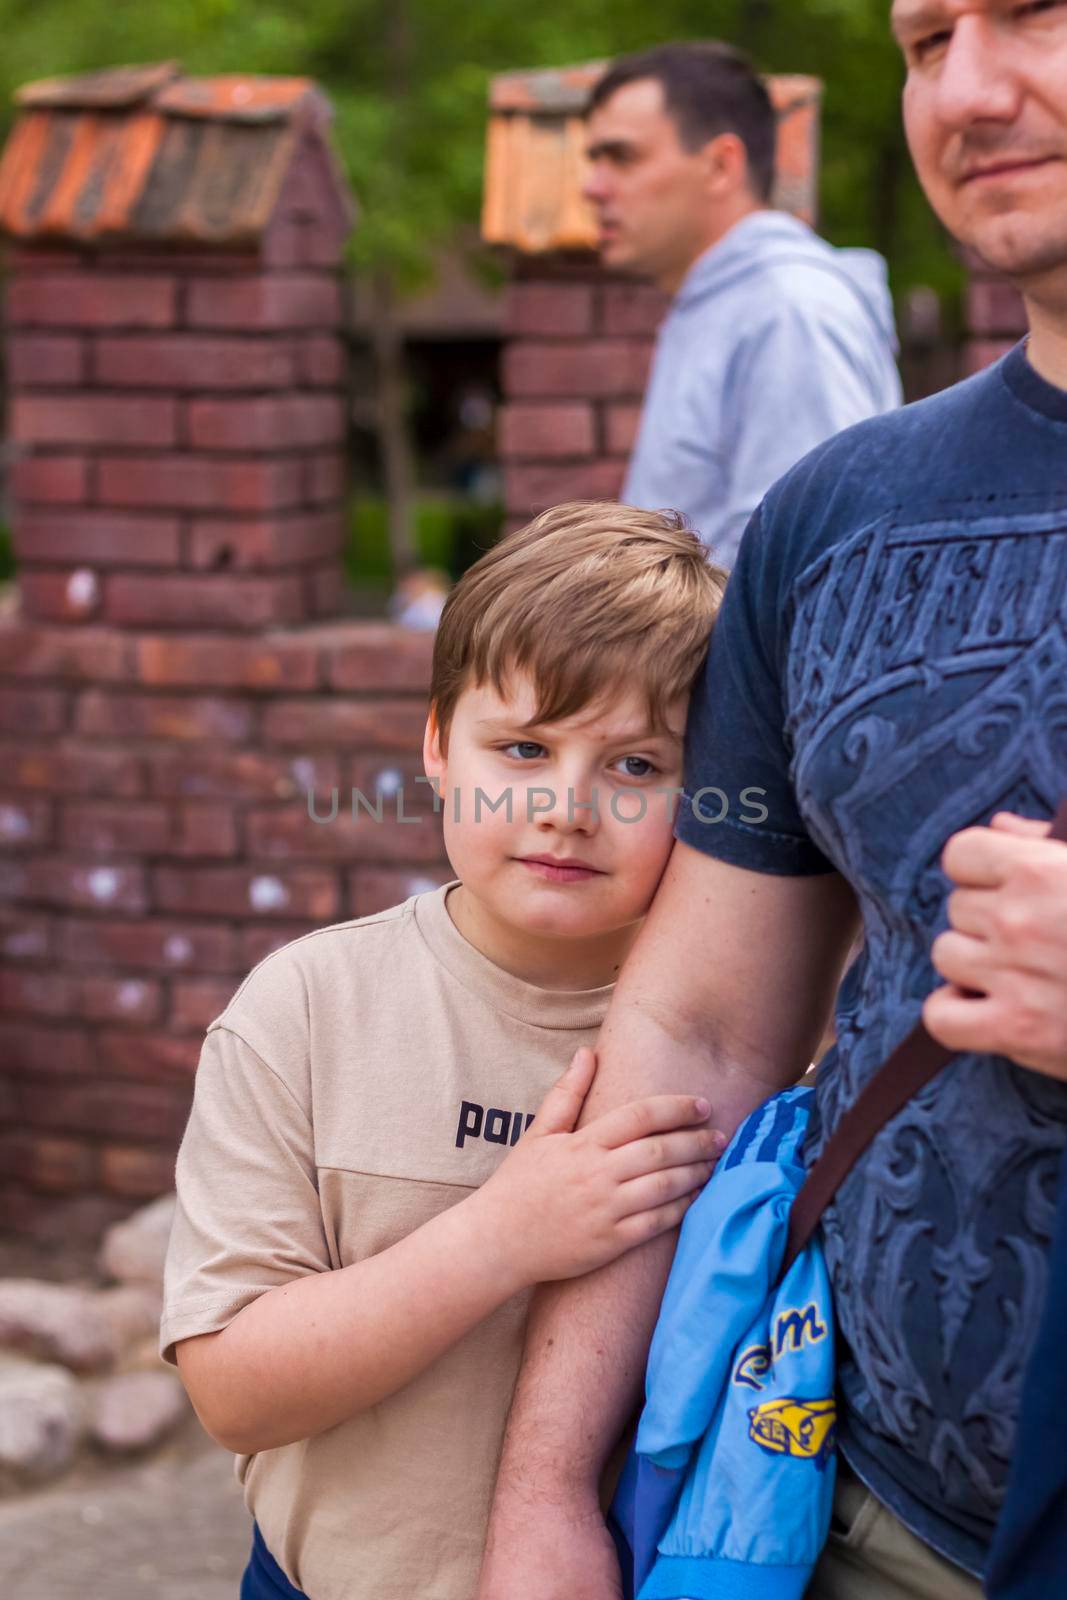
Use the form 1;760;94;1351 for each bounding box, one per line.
477;1487;622;1600
926;811;1067;1078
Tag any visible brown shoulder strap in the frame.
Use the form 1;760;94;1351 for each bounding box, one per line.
780;794;1067;1281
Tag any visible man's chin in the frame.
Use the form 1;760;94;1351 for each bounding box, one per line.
946;186;1067;282
598;238;641;275
962;217;1067;285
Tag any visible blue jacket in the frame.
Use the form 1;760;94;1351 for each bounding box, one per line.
611;1085;836;1600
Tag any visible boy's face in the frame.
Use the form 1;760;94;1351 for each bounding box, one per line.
423;668;688;975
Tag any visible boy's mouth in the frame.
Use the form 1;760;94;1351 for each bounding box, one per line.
516;855;604;883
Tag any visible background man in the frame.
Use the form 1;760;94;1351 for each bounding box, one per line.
584;41;902;566
479;5;1067;1598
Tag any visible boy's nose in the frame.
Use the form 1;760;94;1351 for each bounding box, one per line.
529;779;600;832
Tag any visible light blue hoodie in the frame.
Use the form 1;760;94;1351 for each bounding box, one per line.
622;210;902;566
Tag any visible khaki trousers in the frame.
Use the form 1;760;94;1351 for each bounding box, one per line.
807;1462;984;1600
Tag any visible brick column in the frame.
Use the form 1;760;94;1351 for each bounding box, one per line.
7;251;348;631
499;267;666;531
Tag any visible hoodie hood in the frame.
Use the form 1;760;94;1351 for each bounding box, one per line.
674;210;899;353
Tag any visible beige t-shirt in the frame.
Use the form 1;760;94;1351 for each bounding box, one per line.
160;882;613;1600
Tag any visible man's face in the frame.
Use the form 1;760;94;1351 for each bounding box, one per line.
895;0;1067;282
582;78;737;290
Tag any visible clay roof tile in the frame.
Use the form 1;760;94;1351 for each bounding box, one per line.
0;61;350;248
16;62;181;111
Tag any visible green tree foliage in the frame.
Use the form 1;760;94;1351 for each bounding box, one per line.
0;0;957;302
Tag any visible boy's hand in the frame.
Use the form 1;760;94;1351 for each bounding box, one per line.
471;1047;723;1290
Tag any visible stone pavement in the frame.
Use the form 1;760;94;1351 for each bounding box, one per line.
0;1414;250;1600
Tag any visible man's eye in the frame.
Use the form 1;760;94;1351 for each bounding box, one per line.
613;756;657;778
1016;0;1067;16
502;741;545;760
912;29;952;58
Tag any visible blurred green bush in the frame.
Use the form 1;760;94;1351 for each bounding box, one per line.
345;494;502;591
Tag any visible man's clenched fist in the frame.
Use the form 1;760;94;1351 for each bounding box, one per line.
926;811;1067;1079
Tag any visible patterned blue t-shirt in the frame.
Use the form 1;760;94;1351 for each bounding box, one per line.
674;341;1067;1577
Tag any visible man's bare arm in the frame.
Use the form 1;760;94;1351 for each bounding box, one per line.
478;839;859;1599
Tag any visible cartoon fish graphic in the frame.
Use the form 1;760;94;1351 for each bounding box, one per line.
748;1397;837;1469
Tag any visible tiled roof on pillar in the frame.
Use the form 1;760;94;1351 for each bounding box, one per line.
0;61;355;248
482;60;822;253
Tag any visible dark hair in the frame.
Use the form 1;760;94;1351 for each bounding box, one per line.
588;41;776;203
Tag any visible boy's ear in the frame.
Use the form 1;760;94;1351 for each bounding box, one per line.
423;706;444;778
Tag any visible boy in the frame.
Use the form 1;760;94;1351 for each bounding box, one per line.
160;501;727;1600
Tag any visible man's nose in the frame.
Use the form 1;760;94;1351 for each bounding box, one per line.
581;162;609;205
934;18;1025;131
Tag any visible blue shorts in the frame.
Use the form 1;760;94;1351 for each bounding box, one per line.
240;1522;309;1599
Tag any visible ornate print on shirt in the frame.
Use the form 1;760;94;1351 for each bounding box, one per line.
784;509;1067;1533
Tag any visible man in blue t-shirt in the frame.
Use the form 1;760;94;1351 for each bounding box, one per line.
478;7;1067;1600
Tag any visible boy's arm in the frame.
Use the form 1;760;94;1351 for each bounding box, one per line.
478;839;858;1600
176;1178;521;1454
174;1046;718;1456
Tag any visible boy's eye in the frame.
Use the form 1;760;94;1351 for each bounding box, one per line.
502;741;546;760
613;755;658;778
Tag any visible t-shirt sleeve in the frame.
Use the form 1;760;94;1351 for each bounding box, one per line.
159;1021;331;1364
674;499;834;876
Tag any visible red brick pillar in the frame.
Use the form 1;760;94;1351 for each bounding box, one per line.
499;268;665;529
483;65;822;528
2;69;355;629
7;256;351;628
0;66;450;1244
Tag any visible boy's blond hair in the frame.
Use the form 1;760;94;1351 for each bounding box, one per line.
430;501;727;749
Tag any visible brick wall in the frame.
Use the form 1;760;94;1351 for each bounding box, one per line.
0;620;449;1242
